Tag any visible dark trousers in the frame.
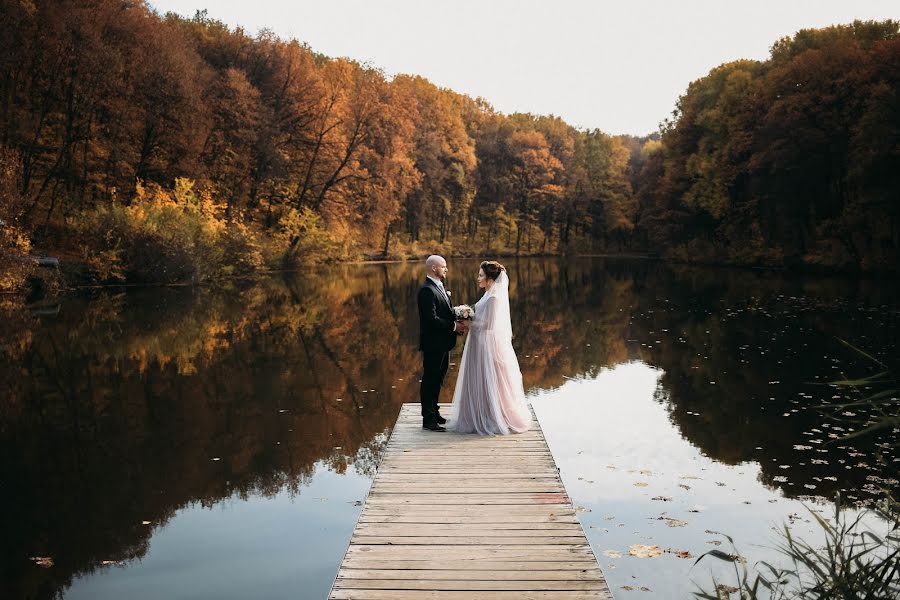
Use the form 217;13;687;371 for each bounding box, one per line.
420;351;449;424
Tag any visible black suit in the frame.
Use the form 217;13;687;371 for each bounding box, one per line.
417;278;457;425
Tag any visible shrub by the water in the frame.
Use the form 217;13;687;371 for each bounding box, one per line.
0;147;34;292
78;178;263;284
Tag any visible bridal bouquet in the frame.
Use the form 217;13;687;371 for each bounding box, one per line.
453;304;474;321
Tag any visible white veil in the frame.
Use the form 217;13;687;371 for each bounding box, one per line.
448;269;530;434
480;270;512;336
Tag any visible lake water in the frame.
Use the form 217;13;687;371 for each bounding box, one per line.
2;257;898;599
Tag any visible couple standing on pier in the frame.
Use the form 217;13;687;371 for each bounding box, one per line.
417;255;531;435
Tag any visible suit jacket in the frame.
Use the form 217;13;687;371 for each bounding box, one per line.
417;278;457;354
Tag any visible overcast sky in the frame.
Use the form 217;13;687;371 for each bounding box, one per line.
148;0;898;135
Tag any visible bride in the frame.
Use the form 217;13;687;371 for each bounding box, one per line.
448;261;531;435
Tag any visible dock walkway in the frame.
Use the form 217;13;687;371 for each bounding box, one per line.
328;402;612;599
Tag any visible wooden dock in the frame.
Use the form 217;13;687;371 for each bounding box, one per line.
328;403;612;599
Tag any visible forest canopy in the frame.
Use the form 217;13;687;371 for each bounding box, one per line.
0;1;897;288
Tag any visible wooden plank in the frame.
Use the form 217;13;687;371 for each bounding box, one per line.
357;517;580;525
338;560;601;571
360;504;576;513
333;581;607;591
350;536;590;545
360;506;577;516
328;403;611;600
344;547;598;561
370;485;564;493
364;493;572;505
373;475;562;480
336;570;605;581
353;524;584;535
331;592;611;600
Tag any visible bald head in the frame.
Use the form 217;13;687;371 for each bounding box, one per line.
425;255;448;281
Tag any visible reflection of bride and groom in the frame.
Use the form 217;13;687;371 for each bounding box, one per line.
417;255;531;434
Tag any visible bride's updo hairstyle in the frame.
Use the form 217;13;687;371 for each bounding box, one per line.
480;260;506;281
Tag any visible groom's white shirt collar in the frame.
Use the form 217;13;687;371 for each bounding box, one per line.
427;275;445;289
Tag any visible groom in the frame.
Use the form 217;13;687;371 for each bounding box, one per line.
417;255;467;431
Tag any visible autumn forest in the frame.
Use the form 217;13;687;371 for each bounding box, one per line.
0;1;898;292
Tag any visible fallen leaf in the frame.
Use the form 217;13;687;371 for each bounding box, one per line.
628;544;663;558
657;517;688;527
603;550;622;558
30;556;53;568
716;584;739;594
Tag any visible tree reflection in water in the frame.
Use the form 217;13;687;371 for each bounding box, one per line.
1;258;897;599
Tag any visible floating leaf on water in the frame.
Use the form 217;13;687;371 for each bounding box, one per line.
30;556;53;568
634;482;649;487
628;544;663;558
603;550;622;558
716;584;740;594
665;548;693;559
651;496;672;501
658;517;688;527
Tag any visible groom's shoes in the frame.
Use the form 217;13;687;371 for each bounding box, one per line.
436;414;447;425
422;422;446;431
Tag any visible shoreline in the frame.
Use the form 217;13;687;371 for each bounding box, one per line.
10;252;897;302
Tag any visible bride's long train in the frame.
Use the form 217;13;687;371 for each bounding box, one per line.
447;272;531;435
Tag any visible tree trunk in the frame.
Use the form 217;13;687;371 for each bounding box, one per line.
382;223;392;258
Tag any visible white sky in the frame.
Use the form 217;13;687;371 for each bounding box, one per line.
148;1;898;135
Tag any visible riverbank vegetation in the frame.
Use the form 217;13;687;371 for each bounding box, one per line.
0;1;897;292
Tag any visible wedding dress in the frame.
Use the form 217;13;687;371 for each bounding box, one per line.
448;271;531;435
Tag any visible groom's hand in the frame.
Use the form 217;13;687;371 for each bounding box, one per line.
453;321;467;334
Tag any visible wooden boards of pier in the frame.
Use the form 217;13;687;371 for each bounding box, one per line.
328;402;612;599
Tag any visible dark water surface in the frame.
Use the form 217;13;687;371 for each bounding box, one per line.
2;258;898;599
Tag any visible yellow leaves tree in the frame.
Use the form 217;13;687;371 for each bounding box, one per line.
0;147;32;292
507;129;564;254
393;75;477;245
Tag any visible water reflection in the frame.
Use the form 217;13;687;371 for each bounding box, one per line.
1;258;897;599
